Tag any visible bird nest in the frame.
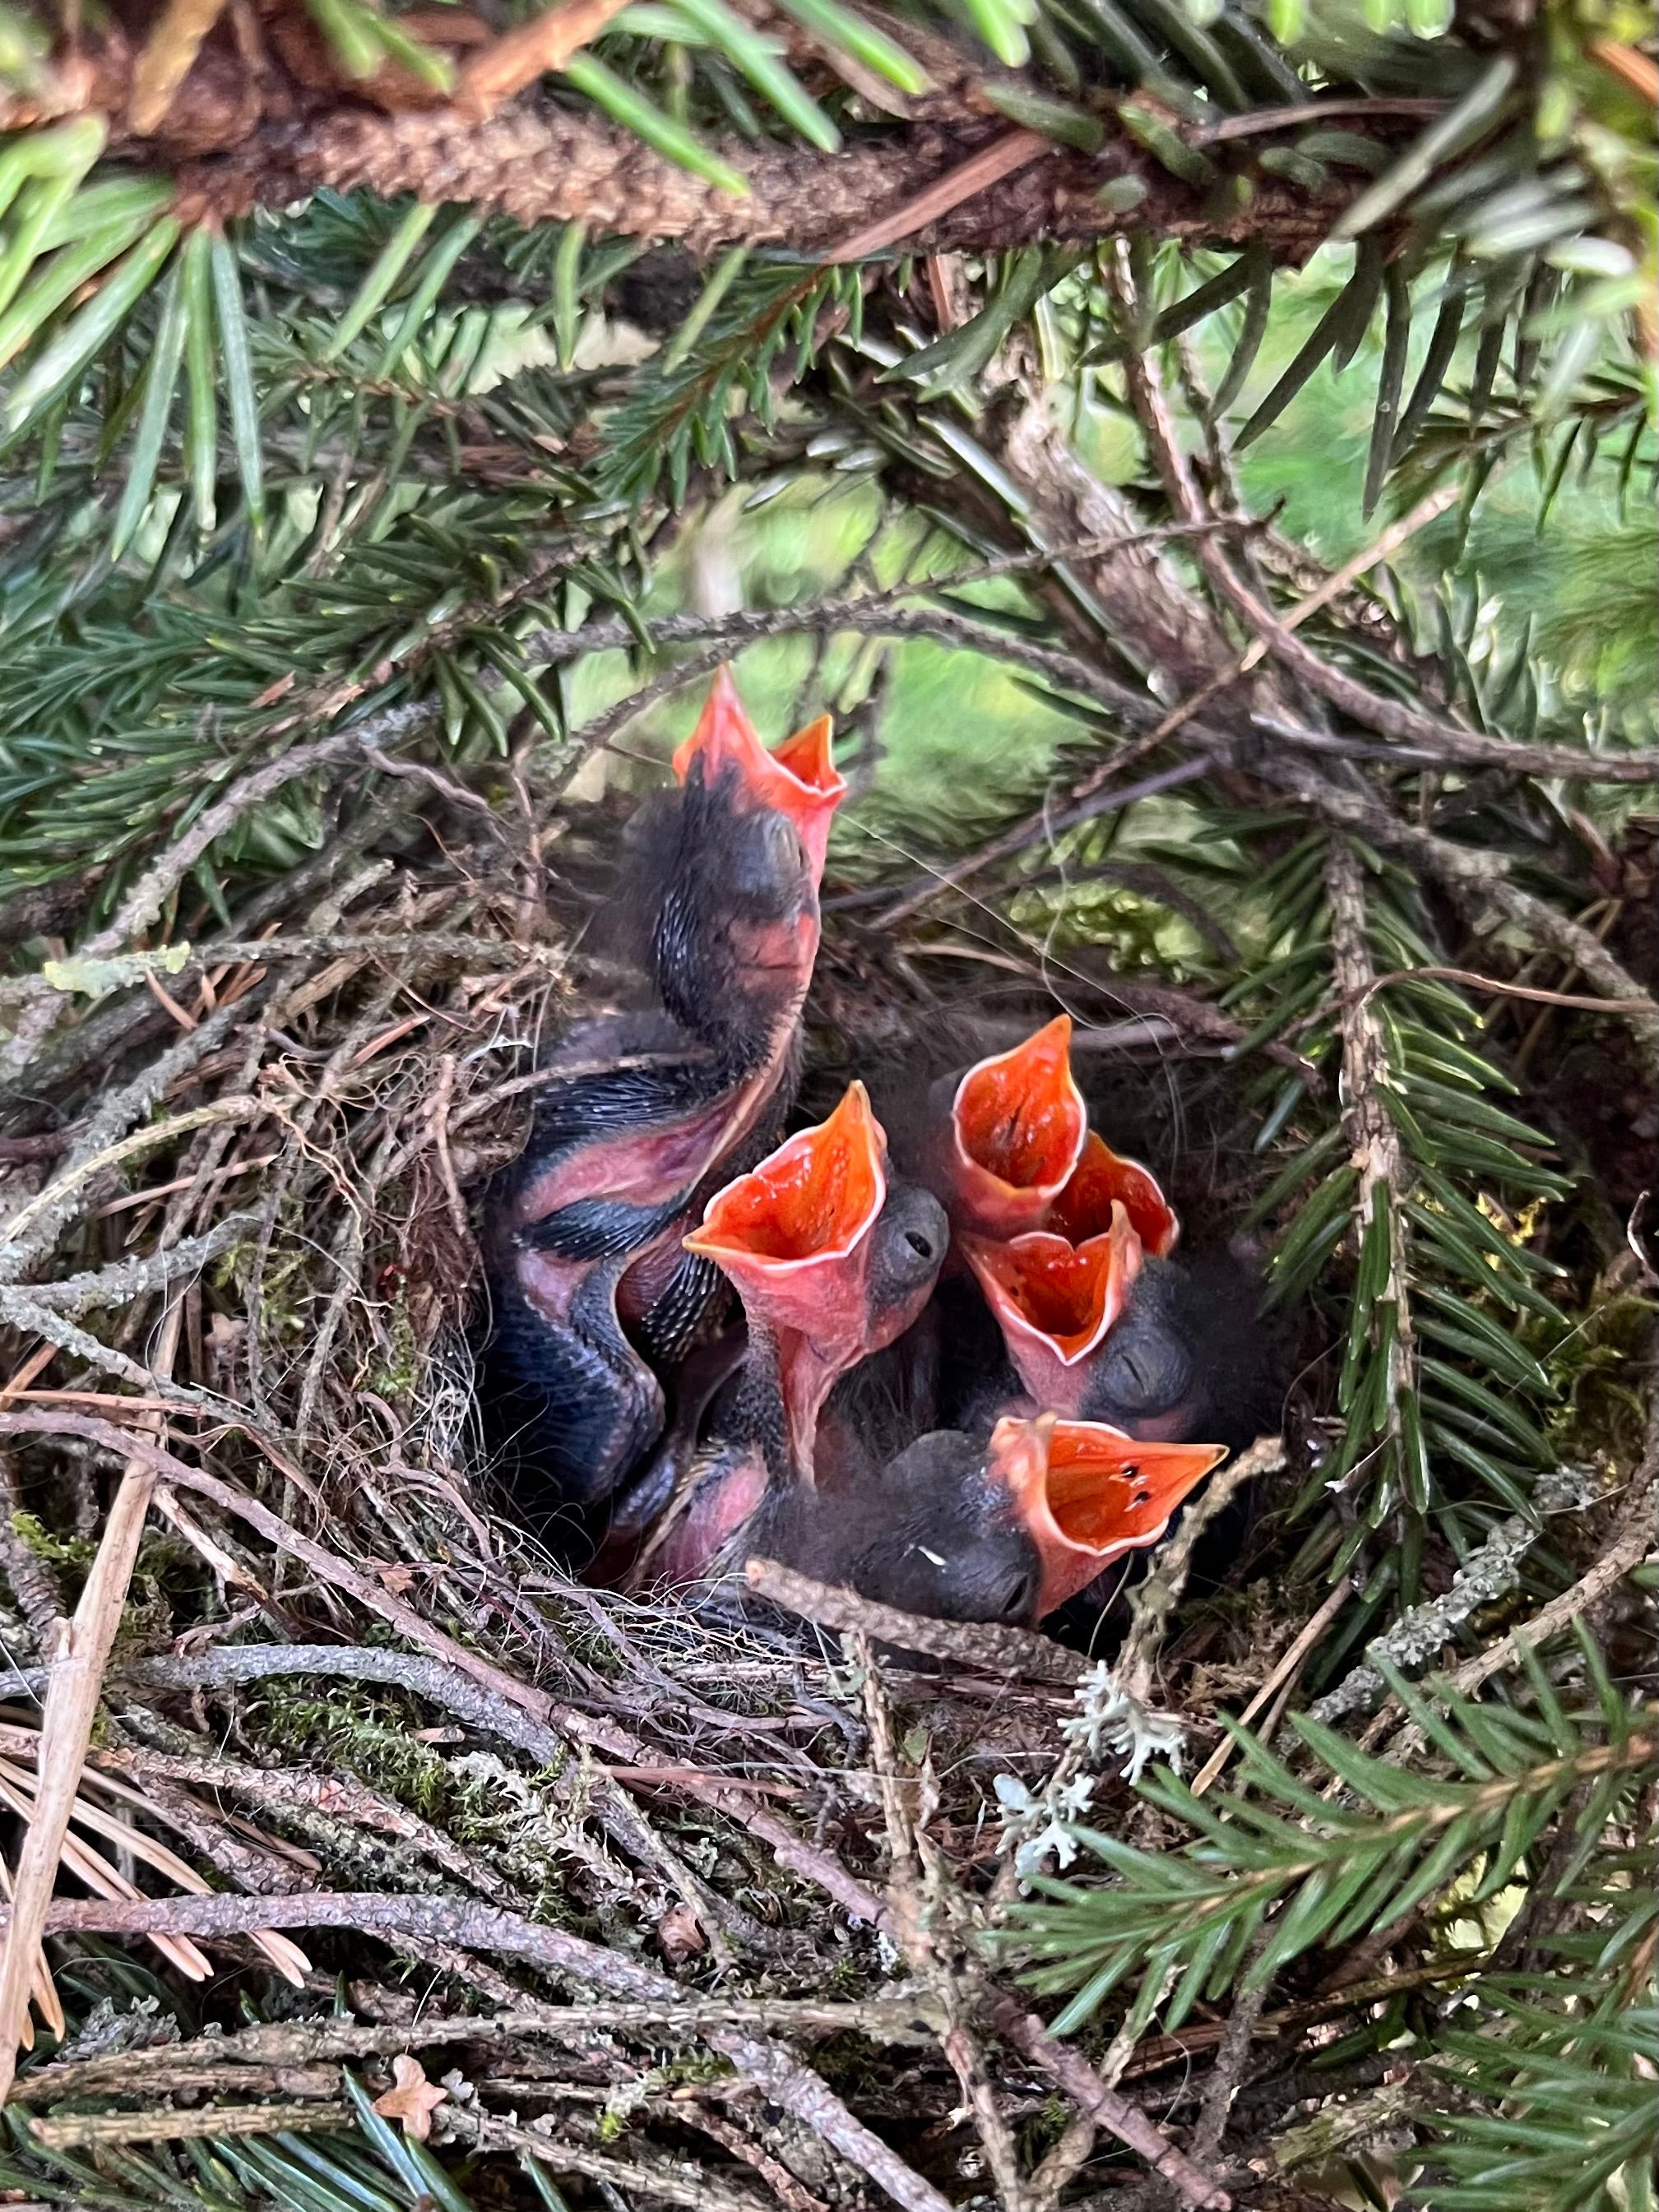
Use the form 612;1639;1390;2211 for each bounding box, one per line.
0;744;1646;2212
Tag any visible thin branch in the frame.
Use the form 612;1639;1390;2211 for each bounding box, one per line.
1257;754;1659;1065
457;0;633;118
14;1889;954;2212
0;932;558;1012
17;2001;942;2105
1103;244;1659;785
823;129;1052;261
0;1101;263;1280
982;1990;1233;2212
1189;1575;1354;1793
1194;98;1446;142
1358;964;1656;1018
744;1557;1087;1682
30;2101;351;2150
452;2107;777;2212
0;1310;178;2101
1117;1438;1286;1705
16;1217;256;1318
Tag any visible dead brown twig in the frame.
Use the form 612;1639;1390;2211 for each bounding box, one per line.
1117;1437;1285;1705
0;1310;181;2101
30;2100;353;2150
12;1890;956;2212
747;1556;1087;1681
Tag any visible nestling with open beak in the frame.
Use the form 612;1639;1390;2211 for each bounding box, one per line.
480;669;847;1513
914;1014;1089;1239
745;1414;1226;1629
635;1083;948;1590
938;1016;1265;1451
633;1082;1226;1627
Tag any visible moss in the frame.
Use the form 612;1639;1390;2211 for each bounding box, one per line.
364;1280;421;1402
254;1689;452;1818
10;1510;94;1569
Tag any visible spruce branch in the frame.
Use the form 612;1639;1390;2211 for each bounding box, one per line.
1005;1679;1656;2036
1417;1986;1659;2212
1323;838;1420;1526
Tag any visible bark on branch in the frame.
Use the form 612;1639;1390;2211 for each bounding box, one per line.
190;108;1366;255
8;24;1374;258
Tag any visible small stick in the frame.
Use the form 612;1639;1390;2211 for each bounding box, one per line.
1231;484;1460;673
0;1101;262;1272
984;1990;1233;2211
1357;963;1654;1018
1118;1438;1284;1705
746;1558;1087;1682
1188;1576;1351;1797
32;2099;350;2149
823;132;1051;262
459;0;633;117
453;2107;778;2212
0;1307;179;2101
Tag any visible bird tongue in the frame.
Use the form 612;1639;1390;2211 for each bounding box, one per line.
986;1415;1227;1616
962;1205;1144;1414
672;668;846;879
1048;1131;1180;1258
948;1015;1088;1237
684;1083;888;1471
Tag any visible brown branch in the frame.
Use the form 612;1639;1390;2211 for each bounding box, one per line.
30;2101;351;2150
1254;755;1659;1067
1106;246;1659;789
178;104;1358;257
1358;964;1656;1018
744;1557;1087;1682
16;1890;955;2212
0;21;1383;260
983;1990;1233;2212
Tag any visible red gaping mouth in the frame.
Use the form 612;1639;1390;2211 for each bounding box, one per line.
986;1414;1226;1615
672;668;847;879
1049;1131;1179;1258
948;1016;1087;1237
684;1082;886;1340
685;1084;901;1481
962;1206;1143;1413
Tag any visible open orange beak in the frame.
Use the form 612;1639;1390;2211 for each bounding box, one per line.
685;1084;890;1475
947;1016;1088;1238
987;1414;1226;1616
962;1205;1143;1414
1049;1131;1179;1259
672;668;847;881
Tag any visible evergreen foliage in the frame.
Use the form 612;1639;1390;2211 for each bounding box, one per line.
0;0;1652;2205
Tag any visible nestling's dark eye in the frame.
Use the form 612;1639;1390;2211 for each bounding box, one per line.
726;810;804;910
989;1566;1036;1622
1096;1324;1192;1417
